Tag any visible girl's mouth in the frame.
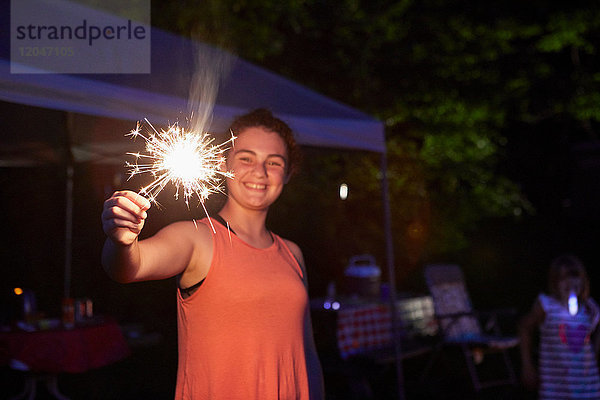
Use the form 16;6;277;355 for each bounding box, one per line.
244;182;266;190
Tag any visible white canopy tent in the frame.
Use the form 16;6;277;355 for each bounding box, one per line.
1;25;385;159
0;16;389;282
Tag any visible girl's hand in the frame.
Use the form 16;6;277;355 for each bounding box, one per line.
101;190;151;246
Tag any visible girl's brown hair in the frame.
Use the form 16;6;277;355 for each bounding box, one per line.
547;254;590;301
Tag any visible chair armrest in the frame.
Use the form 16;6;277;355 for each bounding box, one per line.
477;308;517;318
435;311;478;334
476;308;518;334
436;308;518;336
436;311;476;320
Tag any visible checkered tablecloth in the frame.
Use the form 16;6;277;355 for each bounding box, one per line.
337;304;393;359
336;297;437;359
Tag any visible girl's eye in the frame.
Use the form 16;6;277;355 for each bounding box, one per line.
267;159;285;168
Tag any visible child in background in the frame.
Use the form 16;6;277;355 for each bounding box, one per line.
519;254;600;399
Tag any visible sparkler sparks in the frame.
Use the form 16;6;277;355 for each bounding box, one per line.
126;119;235;211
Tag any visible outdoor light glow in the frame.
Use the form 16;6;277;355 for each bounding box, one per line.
13;287;23;296
568;291;578;316
126;119;235;216
339;183;348;200
323;300;341;310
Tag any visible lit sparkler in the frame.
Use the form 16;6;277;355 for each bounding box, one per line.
126;119;235;214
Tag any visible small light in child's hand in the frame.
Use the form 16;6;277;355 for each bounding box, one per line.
568;291;578;316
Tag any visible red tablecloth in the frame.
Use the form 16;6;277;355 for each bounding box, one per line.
0;317;131;373
336;296;437;359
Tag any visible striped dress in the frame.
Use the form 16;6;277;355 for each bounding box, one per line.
538;293;600;399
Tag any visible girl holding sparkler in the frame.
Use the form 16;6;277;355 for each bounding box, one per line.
519;254;600;399
101;109;324;399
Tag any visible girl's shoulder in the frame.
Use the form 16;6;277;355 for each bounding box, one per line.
586;297;600;316
586;297;600;308
584;297;600;329
537;293;565;312
538;293;554;306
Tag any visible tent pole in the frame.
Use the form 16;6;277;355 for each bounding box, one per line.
381;151;405;400
64;163;73;299
64;113;75;299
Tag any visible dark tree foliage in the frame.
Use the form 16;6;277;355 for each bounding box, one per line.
151;0;600;295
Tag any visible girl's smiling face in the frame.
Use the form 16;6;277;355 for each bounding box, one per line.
225;126;289;211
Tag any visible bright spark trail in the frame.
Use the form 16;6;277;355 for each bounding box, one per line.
125;119;235;226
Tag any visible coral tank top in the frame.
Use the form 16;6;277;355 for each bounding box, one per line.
175;218;310;400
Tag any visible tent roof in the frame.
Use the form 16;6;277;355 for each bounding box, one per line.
0;8;385;163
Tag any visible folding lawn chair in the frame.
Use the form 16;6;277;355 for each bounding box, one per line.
421;264;519;392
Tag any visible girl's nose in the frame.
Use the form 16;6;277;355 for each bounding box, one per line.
252;162;267;177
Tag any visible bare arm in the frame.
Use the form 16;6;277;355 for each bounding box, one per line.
586;299;600;356
101;191;208;283
519;298;545;390
592;323;600;357
285;239;325;400
303;302;325;400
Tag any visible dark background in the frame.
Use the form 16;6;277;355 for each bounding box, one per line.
4;0;600;398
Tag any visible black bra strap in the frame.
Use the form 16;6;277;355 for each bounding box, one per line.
211;214;236;235
180;278;205;298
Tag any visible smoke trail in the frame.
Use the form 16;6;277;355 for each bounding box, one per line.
187;39;234;135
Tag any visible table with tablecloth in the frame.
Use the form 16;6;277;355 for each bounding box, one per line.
330;296;438;360
0;316;130;399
